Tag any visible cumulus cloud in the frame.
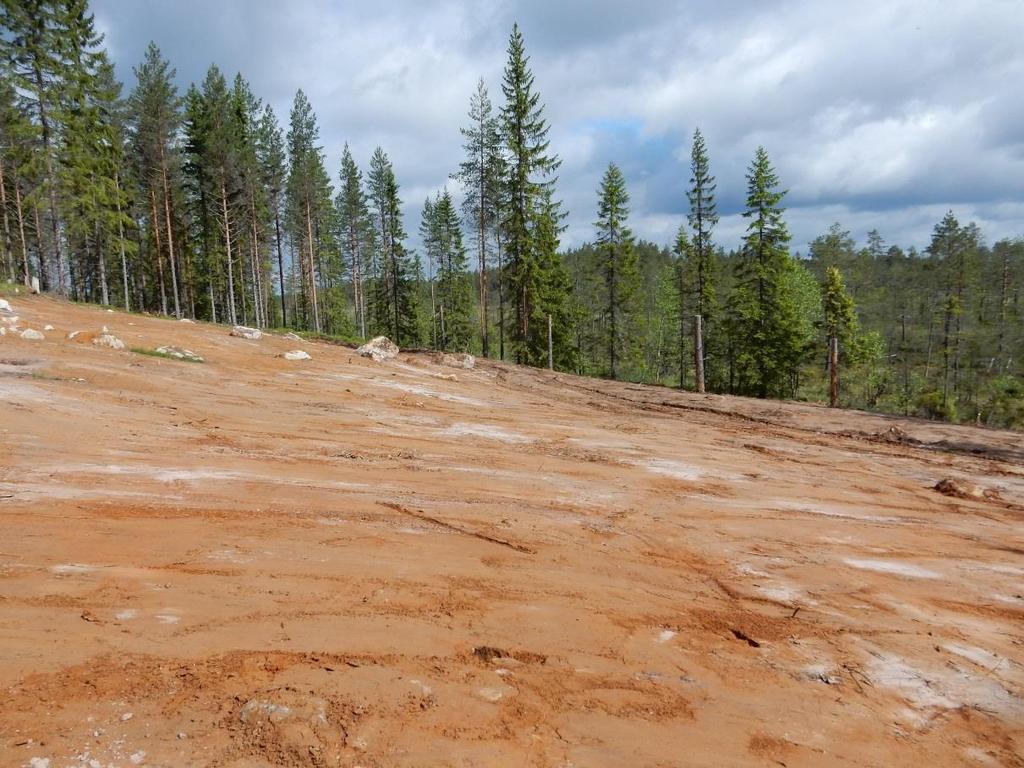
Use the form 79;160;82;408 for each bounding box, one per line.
93;0;1024;253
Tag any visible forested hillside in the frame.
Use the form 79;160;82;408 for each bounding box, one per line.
1;1;1021;426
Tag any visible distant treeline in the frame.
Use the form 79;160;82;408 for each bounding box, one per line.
1;2;1020;427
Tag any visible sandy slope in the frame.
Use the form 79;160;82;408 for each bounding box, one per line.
1;294;1022;768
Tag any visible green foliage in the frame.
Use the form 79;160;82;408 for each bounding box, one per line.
727;146;808;398
499;23;564;366
367;146;419;347
593;162;639;378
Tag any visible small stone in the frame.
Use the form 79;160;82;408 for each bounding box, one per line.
439;352;475;370
176;732;187;740
230;325;262;340
121;712;133;722
179;317;195;323
283;349;311;361
20;328;45;340
0;298;11;311
43;324;54;331
129;750;145;764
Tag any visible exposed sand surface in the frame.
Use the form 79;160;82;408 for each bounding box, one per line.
1;295;1022;767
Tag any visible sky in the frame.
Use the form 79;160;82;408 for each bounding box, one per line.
91;0;1024;255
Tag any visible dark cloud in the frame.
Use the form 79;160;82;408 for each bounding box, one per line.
92;0;1024;254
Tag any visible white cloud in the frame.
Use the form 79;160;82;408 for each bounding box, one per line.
92;0;1024;253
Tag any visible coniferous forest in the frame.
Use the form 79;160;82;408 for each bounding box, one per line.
1;2;1022;427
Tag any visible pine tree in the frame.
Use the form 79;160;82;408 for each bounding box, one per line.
0;74;37;286
593;162;638;379
728;146;806;398
927;210;976;413
285;89;334;332
454;78;503;356
500;23;561;366
336;143;373;338
254;104;287;326
0;0;66;291
128;42;183;317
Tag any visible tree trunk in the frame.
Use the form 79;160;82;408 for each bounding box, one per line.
32;62;63;294
150;188;167;314
828;334;839;407
274;208;287;327
0;160;13;282
694;313;706;394
497;230;505;361
159;151;181;318
547;313;553;370
221;178;237;326
114;173;130;311
13;176;29;286
305;201;320;333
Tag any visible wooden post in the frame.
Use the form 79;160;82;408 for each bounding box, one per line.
693;313;705;394
829;335;839;407
547;313;553;370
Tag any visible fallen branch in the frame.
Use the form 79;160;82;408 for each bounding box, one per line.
378;501;536;554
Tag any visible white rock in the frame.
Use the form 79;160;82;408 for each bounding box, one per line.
283;349;311;361
230;325;262;340
121;712;133;721
129;750;146;764
0;327;5;336
106;309;114;313
67;330;81;340
1;314;18;325
179;317;195;323
93;333;125;350
0;298;10;311
43;324;54;331
440;352;475;370
282;332;302;341
356;336;399;362
20;328;45;340
155;345;204;362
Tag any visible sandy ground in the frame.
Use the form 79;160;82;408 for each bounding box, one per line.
1;294;1022;768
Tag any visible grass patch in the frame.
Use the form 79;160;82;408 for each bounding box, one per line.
130;346;204;363
0;281;27;297
276;327;363;348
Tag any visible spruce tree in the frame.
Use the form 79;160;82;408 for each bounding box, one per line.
728;146;806;398
432;189;473;351
367;146;417;345
593;162;639;379
500;23;562;366
685;128;718;385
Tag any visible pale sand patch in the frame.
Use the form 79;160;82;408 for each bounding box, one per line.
844;558;941;579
